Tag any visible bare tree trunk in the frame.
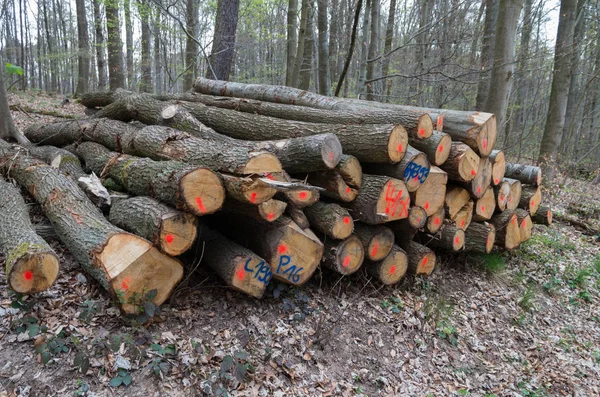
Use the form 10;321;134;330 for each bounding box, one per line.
538;0;578;182
317;0;331;95
154;7;162;94
292;0;310;87
74;0;90;97
485;0;523;138
329;0;339;83
357;0;371;97
106;0;125;90
299;0;315;90
365;0;379;100
183;0;199;91
206;0;240;80
381;0;396;101
92;0;107;90
335;0;362;96
412;0;431;106
0;71;28;144
138;0;152;93
286;0;298;86
124;0;134;89
475;0;498;110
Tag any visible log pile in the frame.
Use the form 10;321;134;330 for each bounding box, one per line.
0;78;551;313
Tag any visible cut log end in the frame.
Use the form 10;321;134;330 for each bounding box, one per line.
243;153;283;175
285;189;320;207
426;207;445;234
367;245;408;285
477;114;496;156
230;255;272;298
8;253;60;294
258;199;288;222
404;151;430;192
320;135;344;169
336;155;363;188
460;147;480;182
435;133;452;165
159;213;198;256
416;114;434;140
452;229;465;251
377;179;410;221
353;224;395;261
324;235;365;275
181;169;225;215
407;241;436;276
389;125;409;162
408;206;427;229
473;187;496;221
491;150;506;186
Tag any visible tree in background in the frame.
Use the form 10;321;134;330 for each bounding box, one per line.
206;0;240;80
74;0;90;97
106;0;125;90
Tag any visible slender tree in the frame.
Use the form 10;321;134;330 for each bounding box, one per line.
138;0;152;93
92;0;107;90
286;0;299;86
292;0;310;87
381;0;396;101
317;0;331;95
0;70;28;144
365;0;379;100
124;0;134;89
74;0;90;97
475;0;499;110
183;0;199;91
206;0;240;80
106;0;125;90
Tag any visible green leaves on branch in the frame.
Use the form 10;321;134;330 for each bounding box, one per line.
5;63;23;76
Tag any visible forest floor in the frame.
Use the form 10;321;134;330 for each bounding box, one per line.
1;92;600;397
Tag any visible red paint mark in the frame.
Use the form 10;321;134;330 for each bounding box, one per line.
165;234;174;243
421;256;429;266
530;200;535;208
424;202;430;210
345;187;351;194
438;145;444;153
278;244;287;254
512;216;517;224
196;197;206;212
482;139;488;150
436;114;444;129
508;197;513;202
342;256;351;267
481;206;485;212
343;216;351;224
417;217;421;223
397;143;403;152
371;243;379;258
384;183;409;218
298;191;308;200
250;192;257;203
547;210;551;218
267;213;275;221
500;194;505;200
461;220;465;227
121;277;130;290
413;175;419;181
329;152;334;163
24;271;33;281
494;178;499;185
418;128;425;137
434;217;440;225
470;169;477;176
236;269;245;280
477;186;481;194
390;265;397;275
455;237;460;245
266;173;275;180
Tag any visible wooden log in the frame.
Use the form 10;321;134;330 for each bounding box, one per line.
463;222;496;254
353;223;395;261
285;205;310;229
490;210;521;250
504;178;522;211
23;119;283;176
362;145;430;192
79;88;133;108
364;245;408;285
459;156;493;199
419;223;464;251
191;78;434;137
306;170;358;202
489;150;506;185
472;187;496;221
343;174;410;224
408;206;428;229
519;186;542;215
209;215;323;285
221;174;277;205
410;166;447;216
453;199;474;230
493;180;511;212
108;197;198;256
426;207;446;234
0;145;183;313
321;235;365;275
439;142;480;183
0;177;59;293
195;225;271;298
505;163;541;186
445;186;471;219
516;209;533;243
406;241;436;276
304;202;354;240
531;205;552;225
388;220;419;251
222;198;287;222
335;154;362;188
275;171;321;207
409;130;452;166
76;142;225;215
429;110;496;156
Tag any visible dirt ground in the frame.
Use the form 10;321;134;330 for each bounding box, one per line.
1;93;600;397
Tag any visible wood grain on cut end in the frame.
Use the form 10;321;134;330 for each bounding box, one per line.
532;205;552;225
411;166;447;216
468;157;492;199
322;235;365;275
473;187;496;221
307;171;358;202
416;113;434;139
366;244;408;285
388;125;409;162
459;146;481;182
426;207;445;234
490;150;506;186
505;178;522;211
463;222;496;254
221;174;277;205
491;211;521;250
230;255;272;298
353;223;395;261
520;186;542;215
336;154;363;188
477;113;496;156
494;181;511;212
181;168;225;215
243;152;282;174
408;206;427;229
453;199;474;231
516;209;534;243
376;178;410;221
445;186;470;219
407;241;436;276
159;212;198;256
9;254;60;294
304;202;354;240
258;199;288;222
452;228;465;251
435;133;452;165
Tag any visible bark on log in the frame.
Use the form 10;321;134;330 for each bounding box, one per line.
209;215;323;285
489;150;506;185
343;174;410;224
453;199;474;230
362;145;430;192
490;210;521;250
335;154;362;188
76;142;225;215
108;196;198;256
408;206;428;229
387;220;419;251
353;223;395;261
0;145;183;313
531;205;552;225
194;225;271;298
304;202;354;240
419;223;464;251
463;222;496;254
306;170;358;202
504;178;522;211
410;166;447;216
516;209;533;243
285;205;310;229
445;186;471;219
364;245;408;285
221;174;277;205
494;180;511;212
519;186;542;215
458;156;492;198
0;177;59;293
222;198;287;222
406;241;436;276
429;109;496;156
505;163;541;186
439;142;480;183
80;88;133;108
426;207;446;234
321;235;365;275
472;187;496;221
409;130;452;166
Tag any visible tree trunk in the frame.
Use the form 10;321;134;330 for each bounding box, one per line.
286;205;310;229
406;241;435;276
183;0;199;91
516;208;533;243
206;0;240;80
335;154;362;188
109;196;198;256
357;0;371;96
518;186;541;215
365;244;407;285
504;163;541;185
105;0;125;90
463;222;496;253
92;0;107;89
380;0;396;100
537;0;577;182
531;205;552;225
306;170;359;202
353;223;394;261
0;70;28;144
292;0;310;87
317;0;331;95
299;0;315;90
221;198;287;223
124;0;134;88
304;202;354;239
0;177;59;294
365;0;379;100
286;0;298;86
475;0;498;110
74;0;90;97
139;0;152;93
419;224;464;251
321;234;364;275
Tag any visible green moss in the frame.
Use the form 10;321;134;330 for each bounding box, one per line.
118;159;138;187
6;242;48;273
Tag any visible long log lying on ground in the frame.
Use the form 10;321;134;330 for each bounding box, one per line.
364;245;408;285
463;222;496;254
472;187;496;221
410;166;447;216
519;186;542;215
321;235;365;275
409;130;452;166
304;202;354;239
76;142;225;215
353;223;395;261
505;163;541;186
194;225;272;298
490;210;521;250
428;109;496;157
419;224;465;251
406;241;436;276
335;154;362;188
210;215;323;285
23;119;283;176
489;150;506;185
109;197;198;256
516;209;534;243
362;145;431;192
440;142;480;183
0;177;59;293
531;205;552;225
79;88;133;108
0;144;183;313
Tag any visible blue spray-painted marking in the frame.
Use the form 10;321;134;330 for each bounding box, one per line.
244;258;272;284
276;255;304;283
403;162;429;184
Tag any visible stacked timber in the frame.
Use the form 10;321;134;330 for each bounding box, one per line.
0;78;550;314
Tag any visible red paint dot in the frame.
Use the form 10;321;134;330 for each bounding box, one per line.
385;207;390;214
266;173;275;180
236;269;245;280
424;202;429;210
417;217;421;223
512;216;517;224
298;191;308;200
422;256;429;266
418;128;425;137
121;278;130;290
267;213;275;221
278;244;287;254
482;139;488;149
165;234;174;243
461;220;465;227
345;187;351;194
530;200;535;207
438;145;444;153
547;210;551;218
389;265;396;275
343;216;351;224
413;176;419;181
494;179;499;184
397;143;403;152
196;196;206;212
329;152;334;163
481;206;485;212
434;217;440;225
371;243;379;258
342;256;351;267
471;169;477;176
477;186;481;194
455;237;460;245
24;271;33;281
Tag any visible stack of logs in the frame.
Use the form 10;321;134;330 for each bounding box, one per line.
0;78;552;313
